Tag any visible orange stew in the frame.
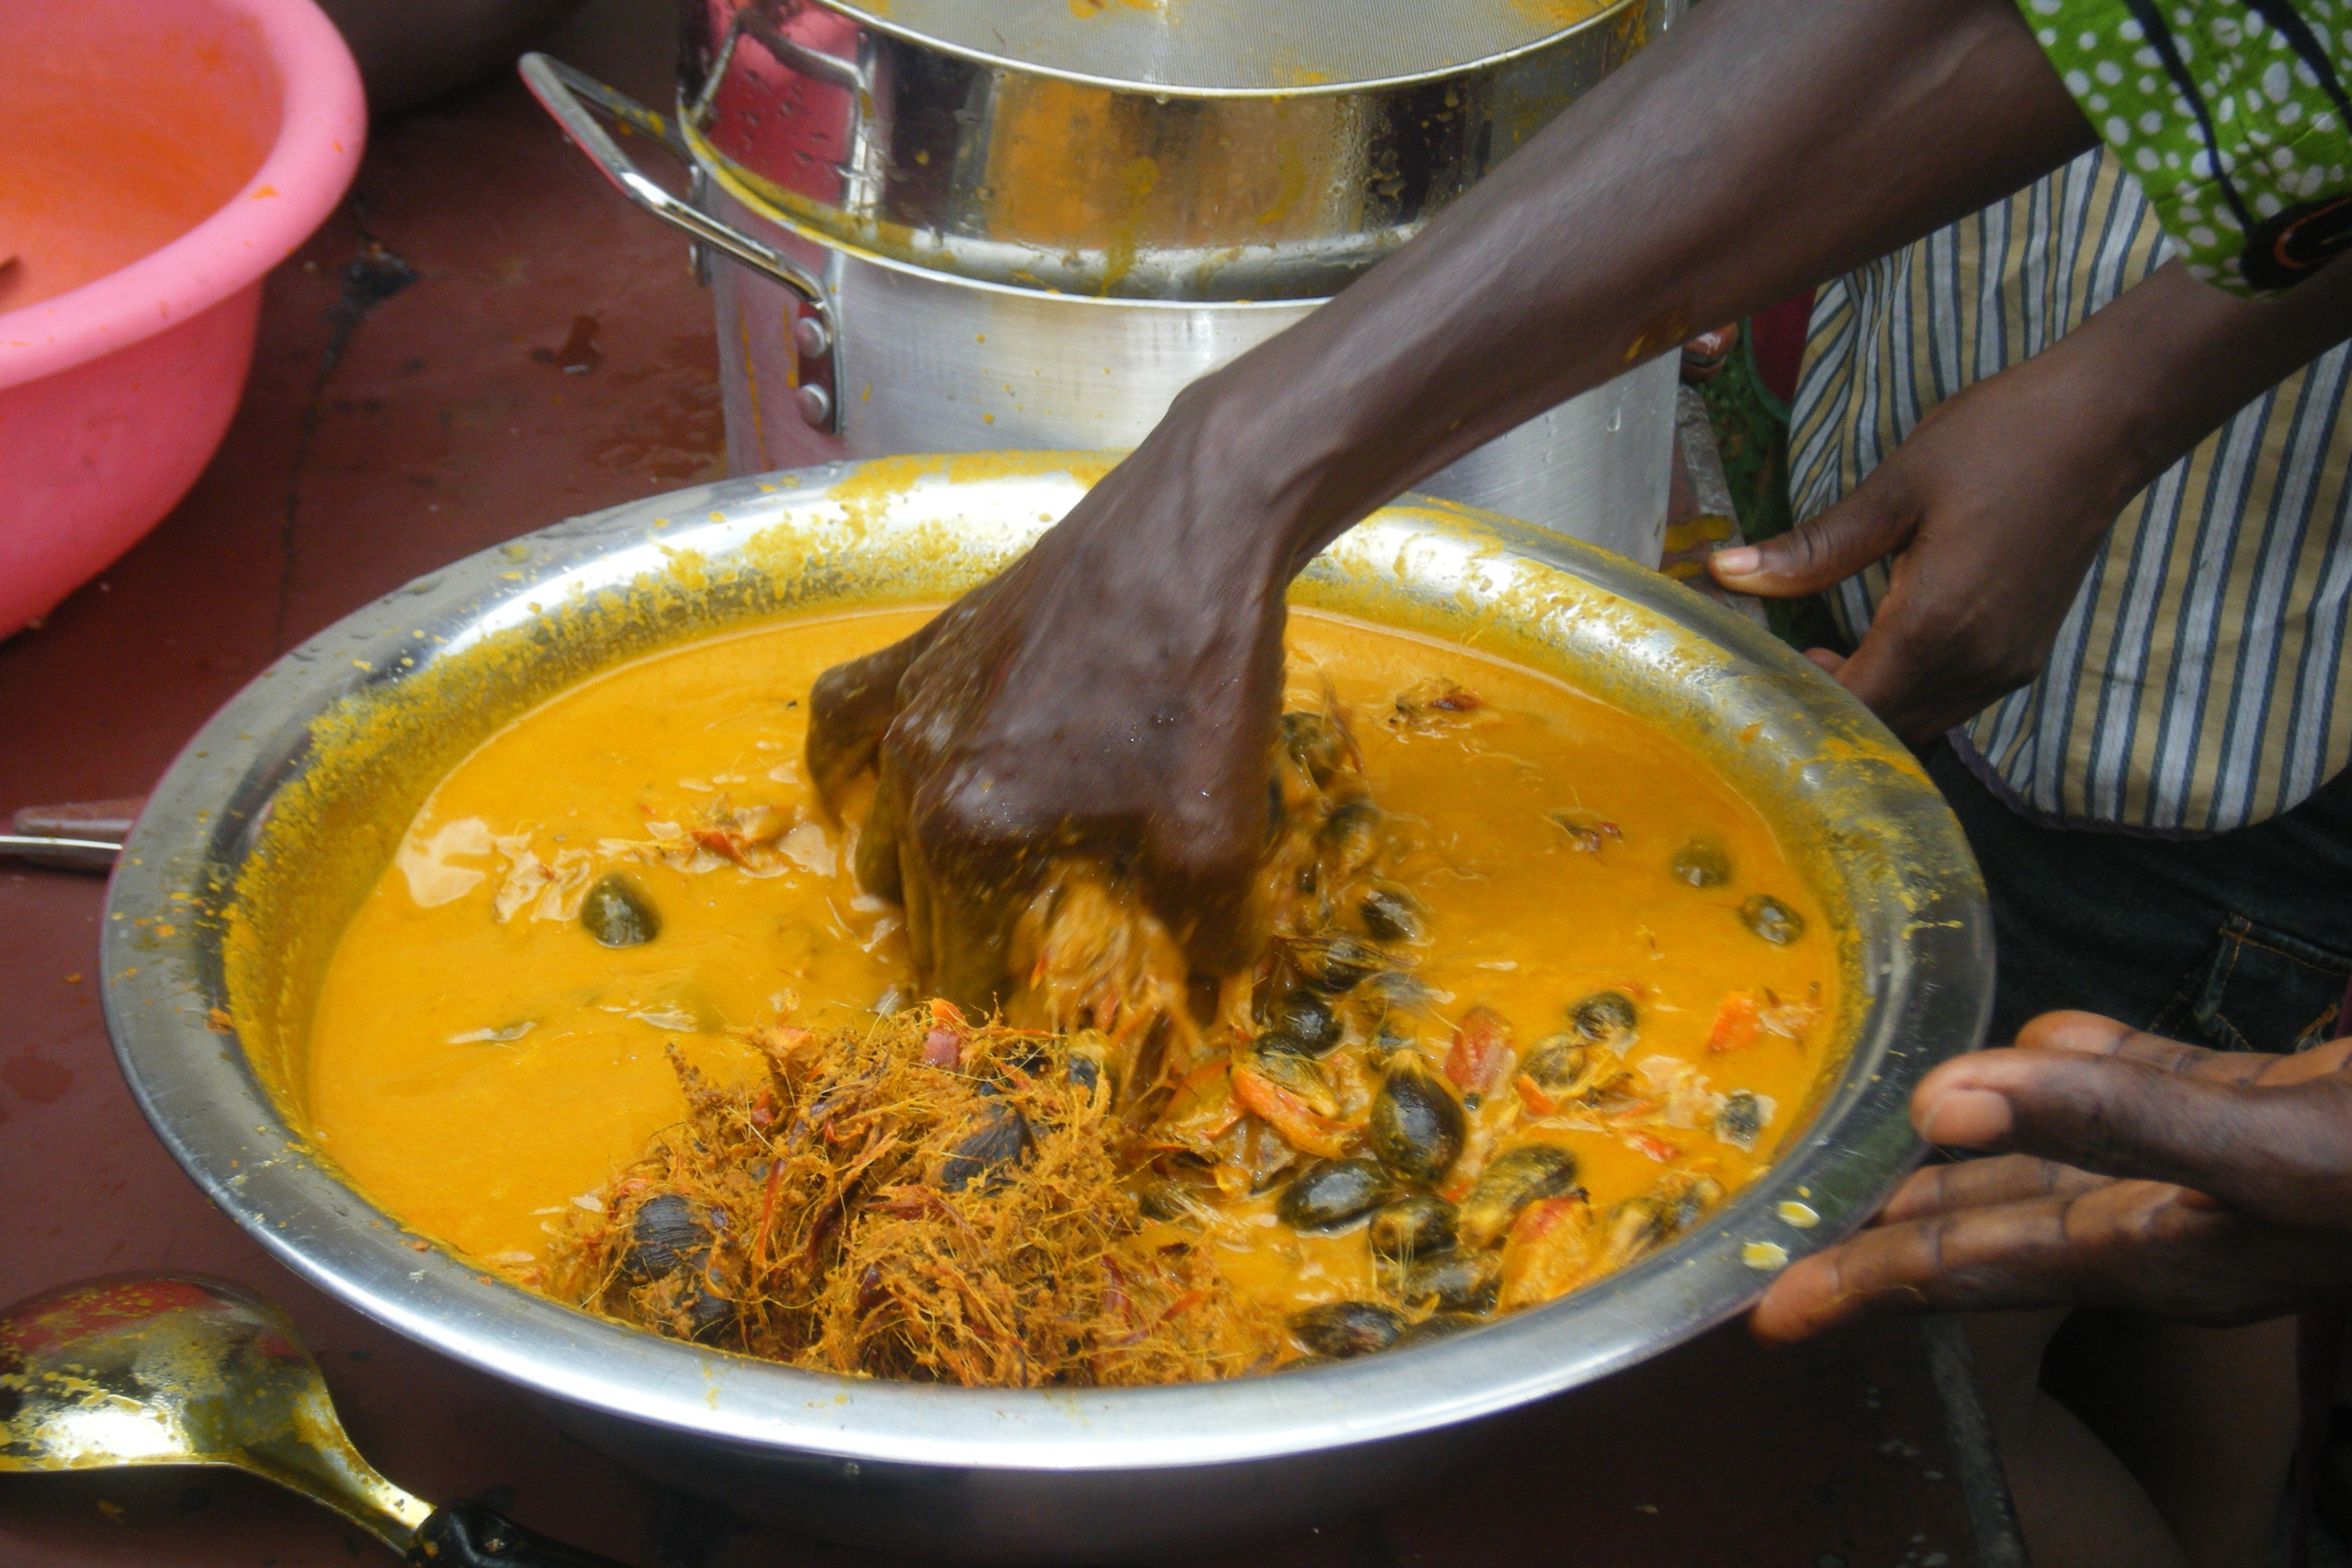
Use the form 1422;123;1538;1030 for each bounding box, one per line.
305;606;1835;1369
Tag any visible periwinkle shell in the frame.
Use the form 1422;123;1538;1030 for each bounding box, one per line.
1367;1054;1465;1184
1458;1144;1582;1249
1277;1158;1396;1231
1367;1195;1458;1264
1671;837;1732;888
1267;988;1343;1055
940;1101;1030;1192
1290;1300;1406;1359
1395;1250;1501;1313
1740;894;1805;945
1568;990;1638;1044
581;872;660;947
1360;886;1427;944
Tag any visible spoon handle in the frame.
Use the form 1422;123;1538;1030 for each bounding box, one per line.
406;1500;637;1568
1;796;142;874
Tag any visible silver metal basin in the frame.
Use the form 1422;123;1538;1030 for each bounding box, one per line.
101;455;1990;1563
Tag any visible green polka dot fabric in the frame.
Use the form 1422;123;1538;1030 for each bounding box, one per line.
2023;0;2352;292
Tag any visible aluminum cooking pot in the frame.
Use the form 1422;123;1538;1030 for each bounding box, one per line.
103;455;1990;1563
673;0;1667;300
520;0;1683;564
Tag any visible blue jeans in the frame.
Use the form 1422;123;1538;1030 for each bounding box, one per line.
1927;746;2352;1055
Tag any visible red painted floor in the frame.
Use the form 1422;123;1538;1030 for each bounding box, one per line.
0;14;2003;1566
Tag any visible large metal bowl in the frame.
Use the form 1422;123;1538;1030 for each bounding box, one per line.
101;454;1989;1563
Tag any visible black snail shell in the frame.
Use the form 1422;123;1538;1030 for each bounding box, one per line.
1281;709;1347;785
1366;970;1442;1010
1671;836;1732;888
1393;1251;1502;1314
939;1100;1031;1192
1601;1171;1731;1262
1568;990;1638;1045
1717;1090;1767;1150
622;1195;732;1340
1458;1144;1582;1249
1367;1054;1465;1184
1318;800;1383;876
1607;1195;1672;1255
1740;894;1805;945
1520;1035;1592;1095
623;1194;711;1282
1359;885;1427;944
1278;1159;1396;1231
1663;1173;1727;1235
1288;934;1387;995
1367;1022;1416;1066
1253;1028;1320;1060
1268;988;1344;1055
580;872;660;947
1290;1300;1406;1359
1367;1195;1458;1264
1133;1173;1208;1222
1063;1034;1114;1101
1242;1038;1342;1119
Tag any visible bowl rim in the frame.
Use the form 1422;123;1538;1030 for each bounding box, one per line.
0;0;365;389
800;0;1654;101
101;456;1990;1476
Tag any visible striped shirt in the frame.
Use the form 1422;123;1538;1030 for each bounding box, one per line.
1787;143;2352;833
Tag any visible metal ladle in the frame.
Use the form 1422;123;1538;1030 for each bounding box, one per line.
0;1274;632;1566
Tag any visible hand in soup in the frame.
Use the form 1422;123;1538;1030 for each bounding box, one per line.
306;608;1836;1385
805;449;1291;1012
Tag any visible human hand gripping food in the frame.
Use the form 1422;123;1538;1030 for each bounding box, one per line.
807;424;1299;1010
1751;1013;2352;1340
1712;259;2352;747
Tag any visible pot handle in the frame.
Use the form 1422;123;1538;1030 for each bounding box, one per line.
683;8;879;219
710;6;868;100
518;53;842;433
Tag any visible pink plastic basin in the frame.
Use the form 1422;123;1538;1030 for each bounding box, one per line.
0;0;365;638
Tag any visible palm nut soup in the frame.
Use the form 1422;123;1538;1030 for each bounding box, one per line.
305;606;1834;1386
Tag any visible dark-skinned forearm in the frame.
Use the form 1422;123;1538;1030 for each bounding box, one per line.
1168;0;2096;578
2073;257;2352;499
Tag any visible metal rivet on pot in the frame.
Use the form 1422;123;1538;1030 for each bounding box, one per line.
796;384;833;427
792;316;832;361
